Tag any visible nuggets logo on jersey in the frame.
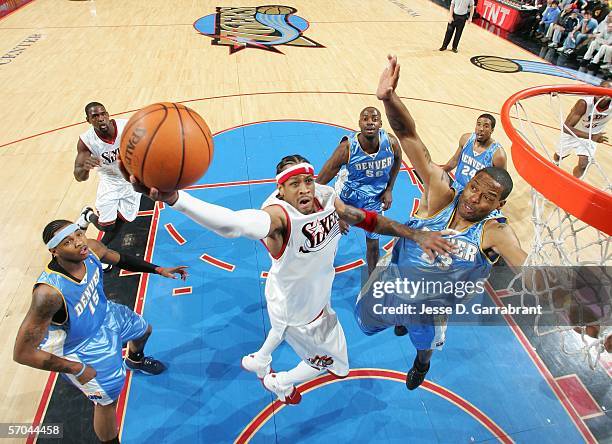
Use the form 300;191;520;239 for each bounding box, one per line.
193;6;324;54
299;212;341;253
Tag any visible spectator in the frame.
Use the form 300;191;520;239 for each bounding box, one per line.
579;11;612;63
548;8;581;47
589;0;610;23
536;0;561;37
558;10;598;55
542;4;576;42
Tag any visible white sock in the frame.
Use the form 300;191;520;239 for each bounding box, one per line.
253;327;283;364
277;361;322;387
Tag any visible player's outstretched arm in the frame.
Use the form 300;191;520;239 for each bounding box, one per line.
377;55;454;208
335;198;456;259
442;133;470;172
316;139;349;185
73;139;100;182
87;238;188;280
13;285;96;384
482;221;527;268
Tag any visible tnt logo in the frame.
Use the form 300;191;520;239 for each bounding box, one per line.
308;355;334;368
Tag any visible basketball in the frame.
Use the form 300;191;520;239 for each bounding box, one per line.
119;102;213;192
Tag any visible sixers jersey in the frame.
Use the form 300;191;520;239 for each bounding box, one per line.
262;184;342;327
392;191;505;290
576;96;612;135
79;119;128;183
36;253;108;355
453;133;501;189
341;129;394;200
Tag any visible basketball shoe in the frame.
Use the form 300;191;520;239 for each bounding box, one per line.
263;372;302;405
241;354;271;379
405;357;430;390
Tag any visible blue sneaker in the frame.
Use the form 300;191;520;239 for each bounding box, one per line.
125;356;167;375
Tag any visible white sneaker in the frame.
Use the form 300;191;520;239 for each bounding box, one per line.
241;354;271;379
77;206;94;230
263;372;302;405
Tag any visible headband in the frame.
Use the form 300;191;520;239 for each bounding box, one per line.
276;163;315;185
46;223;80;249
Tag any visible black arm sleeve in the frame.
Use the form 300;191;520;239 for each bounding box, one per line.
116;253;159;274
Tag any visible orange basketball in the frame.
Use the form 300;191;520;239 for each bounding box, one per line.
119;102;214;192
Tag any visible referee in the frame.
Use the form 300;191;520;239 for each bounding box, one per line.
439;0;474;53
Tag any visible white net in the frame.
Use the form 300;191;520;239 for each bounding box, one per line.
503;87;611;369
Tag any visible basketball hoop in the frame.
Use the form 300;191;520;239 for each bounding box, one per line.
500;84;611;368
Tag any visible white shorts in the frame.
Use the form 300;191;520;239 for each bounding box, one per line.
557;133;597;159
96;179;141;224
284;305;349;377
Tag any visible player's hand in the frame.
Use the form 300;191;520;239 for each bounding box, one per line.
448;16;453;24
593;133;608;143
118;159;179;205
83;156;101;170
76;364;96;385
413;229;457;260
381;189;393;211
339;219;350;235
155;266;189;280
376;55;400;101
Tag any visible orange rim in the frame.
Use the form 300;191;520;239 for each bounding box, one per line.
500;84;612;236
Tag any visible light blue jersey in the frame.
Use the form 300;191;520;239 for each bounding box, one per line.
337;129;395;240
356;190;505;350
37;253;148;405
37;253;107;355
453;133;501;189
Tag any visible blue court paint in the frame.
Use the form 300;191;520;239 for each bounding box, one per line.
120;121;586;443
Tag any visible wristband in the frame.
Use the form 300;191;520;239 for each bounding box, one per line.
74;363;86;378
116;253;159;274
356;209;378;232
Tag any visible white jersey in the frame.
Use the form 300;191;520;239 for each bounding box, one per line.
262;184;342;328
576;97;612;135
79;119;128;184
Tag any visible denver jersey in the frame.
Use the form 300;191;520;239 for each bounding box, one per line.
453;133;501;189
391;190;505;290
79;119;128;184
36;253;107;355
340;129;395;200
261;184;342;328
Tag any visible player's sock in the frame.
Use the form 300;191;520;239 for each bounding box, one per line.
127;350;144;363
277;361;322;386
414;358;429;372
253;328;283;363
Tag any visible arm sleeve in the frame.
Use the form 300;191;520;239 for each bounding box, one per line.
171;190;271;240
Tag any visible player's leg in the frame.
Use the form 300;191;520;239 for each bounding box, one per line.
93;401;120;443
265;307;349;404
573;155;590;178
365;237;380;275
405;313;447;390
242;327;283;378
107;301;166;375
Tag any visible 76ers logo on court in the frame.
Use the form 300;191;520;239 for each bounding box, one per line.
299;212;340;253
193;6;324;54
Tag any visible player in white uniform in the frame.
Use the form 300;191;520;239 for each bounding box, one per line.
74;102;141;252
553;80;612;178
121;155;455;404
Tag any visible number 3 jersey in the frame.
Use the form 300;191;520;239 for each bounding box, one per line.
391;190;506;297
338;129;395;203
453;133;502;189
36;253;108;355
261;184;342;329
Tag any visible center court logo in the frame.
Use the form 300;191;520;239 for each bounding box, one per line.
193;5;324;54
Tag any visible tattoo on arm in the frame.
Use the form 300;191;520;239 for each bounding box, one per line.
340;205;366;225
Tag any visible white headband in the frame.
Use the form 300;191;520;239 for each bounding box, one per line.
276;163;315;184
46;223;80;249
